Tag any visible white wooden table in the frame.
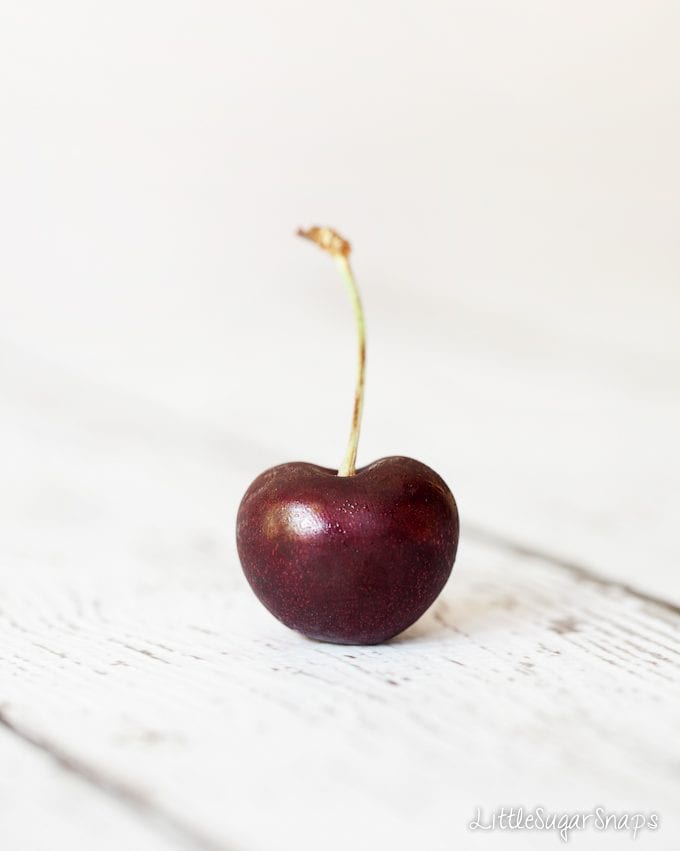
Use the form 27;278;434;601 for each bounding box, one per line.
2;289;679;850
2;3;680;849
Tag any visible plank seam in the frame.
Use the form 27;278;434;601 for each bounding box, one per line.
467;524;680;618
0;708;233;851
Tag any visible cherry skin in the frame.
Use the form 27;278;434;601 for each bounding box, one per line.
237;456;458;645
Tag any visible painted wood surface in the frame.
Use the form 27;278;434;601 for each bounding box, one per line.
1;345;678;850
0;723;182;851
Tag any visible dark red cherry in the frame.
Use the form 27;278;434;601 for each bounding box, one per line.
236;456;458;645
235;227;460;645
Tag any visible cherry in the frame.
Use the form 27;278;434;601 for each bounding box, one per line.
236;227;458;644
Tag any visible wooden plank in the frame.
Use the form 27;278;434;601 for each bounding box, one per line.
0;722;192;851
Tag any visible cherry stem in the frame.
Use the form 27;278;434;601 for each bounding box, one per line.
297;227;366;477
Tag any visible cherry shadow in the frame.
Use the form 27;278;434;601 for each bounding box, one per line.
390;584;534;646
